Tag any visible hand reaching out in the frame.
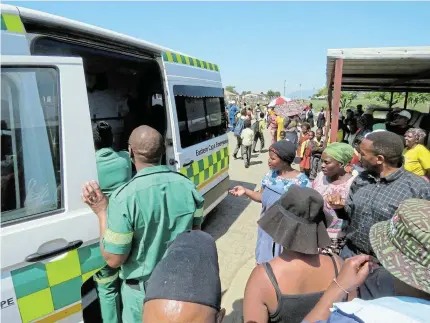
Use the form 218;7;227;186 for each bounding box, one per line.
229;186;247;197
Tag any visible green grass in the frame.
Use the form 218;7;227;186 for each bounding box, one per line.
309;98;429;114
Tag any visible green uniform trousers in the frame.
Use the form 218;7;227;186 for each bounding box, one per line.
120;281;146;323
94;265;122;323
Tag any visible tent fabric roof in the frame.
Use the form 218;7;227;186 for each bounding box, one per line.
326;47;430;93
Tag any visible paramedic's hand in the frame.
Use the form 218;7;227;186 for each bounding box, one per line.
326;194;345;209
229;186;246;197
335;255;371;293
82;181;108;216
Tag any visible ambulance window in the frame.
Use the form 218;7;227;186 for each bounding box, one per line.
1;68;62;224
206;98;223;127
173;85;227;149
185;98;207;132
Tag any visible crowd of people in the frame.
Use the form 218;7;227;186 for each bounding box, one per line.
228;101;430;322
81;99;430;323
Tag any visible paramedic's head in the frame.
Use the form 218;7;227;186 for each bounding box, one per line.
241;109;247;116
93;121;113;150
260;112;265;119
128;126;164;169
143;231;225;323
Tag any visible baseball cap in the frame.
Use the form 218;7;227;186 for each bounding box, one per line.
398;110;411;120
369;199;430;294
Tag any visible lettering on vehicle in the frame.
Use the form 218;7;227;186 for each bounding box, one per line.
1;272;21;322
196;139;228;157
1;298;14;310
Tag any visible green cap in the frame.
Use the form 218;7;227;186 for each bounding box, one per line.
370;198;430;294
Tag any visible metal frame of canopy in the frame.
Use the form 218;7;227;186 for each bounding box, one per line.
325;47;430;141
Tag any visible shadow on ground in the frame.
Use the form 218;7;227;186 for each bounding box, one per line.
203;180;257;241
223;299;244;323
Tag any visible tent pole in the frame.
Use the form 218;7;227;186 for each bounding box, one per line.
389;92;394;108
404;92;409;109
330;59;343;142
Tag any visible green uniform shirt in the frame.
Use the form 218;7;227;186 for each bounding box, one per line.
103;165;204;281
96;148;132;197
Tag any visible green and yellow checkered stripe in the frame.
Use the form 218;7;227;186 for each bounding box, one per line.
10;243;105;323
163;51;220;72
1;13;25;33
179;147;229;188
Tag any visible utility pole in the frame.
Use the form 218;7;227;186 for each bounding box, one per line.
284;80;286;96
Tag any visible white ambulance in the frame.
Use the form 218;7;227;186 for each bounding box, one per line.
1;4;229;322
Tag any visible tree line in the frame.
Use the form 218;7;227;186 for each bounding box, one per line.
225;86;281;98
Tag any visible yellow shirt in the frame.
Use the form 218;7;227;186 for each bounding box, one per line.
403;144;430;176
276;116;284;139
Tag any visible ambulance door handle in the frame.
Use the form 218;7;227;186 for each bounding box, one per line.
182;160;194;167
25;240;83;262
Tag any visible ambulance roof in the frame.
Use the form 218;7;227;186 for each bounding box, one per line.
1;4;220;72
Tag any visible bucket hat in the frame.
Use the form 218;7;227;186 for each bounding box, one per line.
258;185;331;255
370;198;430;294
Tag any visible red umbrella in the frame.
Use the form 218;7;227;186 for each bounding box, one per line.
268;96;292;107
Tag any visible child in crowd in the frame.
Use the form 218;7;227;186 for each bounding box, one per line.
240;119;254;168
278;131;286;141
300;130;315;176
296;122;311;158
309;128;325;180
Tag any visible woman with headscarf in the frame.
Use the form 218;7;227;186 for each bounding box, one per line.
403;128;430;181
312;143;356;255
243;186;342;323
230;140;310;264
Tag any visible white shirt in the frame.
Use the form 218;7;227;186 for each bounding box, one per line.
241;128;254;146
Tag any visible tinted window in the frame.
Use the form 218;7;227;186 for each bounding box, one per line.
1;68;62;223
173;86;226;148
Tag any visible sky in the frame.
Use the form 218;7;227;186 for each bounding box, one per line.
7;1;430;97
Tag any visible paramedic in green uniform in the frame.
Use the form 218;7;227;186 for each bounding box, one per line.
93;121;132;323
82;125;205;323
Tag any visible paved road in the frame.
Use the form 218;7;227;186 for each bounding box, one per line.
203;131;270;292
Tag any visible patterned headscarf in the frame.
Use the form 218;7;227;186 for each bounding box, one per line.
323;143;354;165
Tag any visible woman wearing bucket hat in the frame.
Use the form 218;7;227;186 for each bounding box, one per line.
304;198;430;323
243;185;343;323
230;140;310;264
312;143;356;255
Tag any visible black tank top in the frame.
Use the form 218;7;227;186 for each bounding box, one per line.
263;254;339;323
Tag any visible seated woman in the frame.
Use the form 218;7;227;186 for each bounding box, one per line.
403;128;430;181
243;185;342;323
312;143;356;255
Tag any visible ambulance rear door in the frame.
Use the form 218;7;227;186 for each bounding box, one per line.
1;55;102;323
